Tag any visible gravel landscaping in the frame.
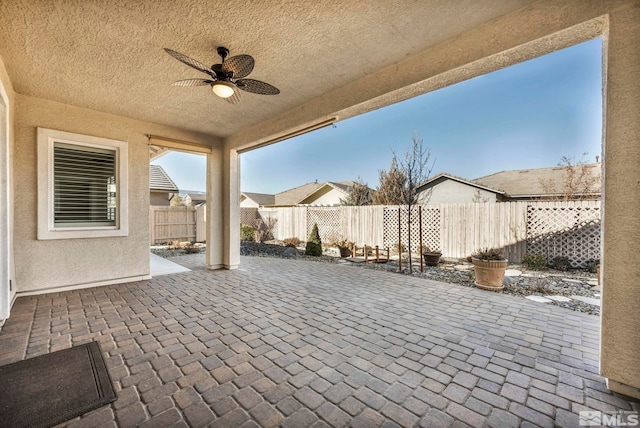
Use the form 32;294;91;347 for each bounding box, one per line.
152;241;601;315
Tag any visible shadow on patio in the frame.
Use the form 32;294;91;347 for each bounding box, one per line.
0;255;637;427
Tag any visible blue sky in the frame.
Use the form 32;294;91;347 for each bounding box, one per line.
154;38;602;194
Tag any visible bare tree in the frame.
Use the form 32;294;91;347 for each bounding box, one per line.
396;132;435;271
539;153;600;201
472;189;489;203
372;158;407;205
340;177;372;205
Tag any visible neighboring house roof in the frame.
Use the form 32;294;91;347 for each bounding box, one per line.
273;181;355;206
240;181;364;207
473;163;602;198
417;173;506;196
185;193;207;203
273;182;324;206
242;192;276;206
149;165;179;192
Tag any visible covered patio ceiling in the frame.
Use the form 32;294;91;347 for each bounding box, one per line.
0;0;536;140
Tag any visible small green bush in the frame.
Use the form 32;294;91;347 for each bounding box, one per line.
521;253;547;270
584;259;599;273
305;223;322;256
549;256;572;271
240;224;255;241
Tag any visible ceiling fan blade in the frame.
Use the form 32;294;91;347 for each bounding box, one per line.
164;48;214;77
172;78;215;87
222;55;254;78
222;88;242;104
235;78;280;95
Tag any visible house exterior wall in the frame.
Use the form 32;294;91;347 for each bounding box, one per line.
150;191;172;206
0;54;15;321
419;180;498;204
240;197;259;208
600;2;640;399
299;187;345;206
13;94;215;293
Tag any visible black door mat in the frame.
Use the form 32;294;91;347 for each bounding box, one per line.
0;341;117;428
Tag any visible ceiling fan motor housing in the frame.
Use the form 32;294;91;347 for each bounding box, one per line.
217;46;229;61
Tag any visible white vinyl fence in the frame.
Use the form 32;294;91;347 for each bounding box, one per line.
244;201;601;266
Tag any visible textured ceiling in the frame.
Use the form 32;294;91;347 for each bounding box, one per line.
0;0;535;138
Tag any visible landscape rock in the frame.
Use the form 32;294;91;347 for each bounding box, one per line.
281;247;298;259
547;295;572;302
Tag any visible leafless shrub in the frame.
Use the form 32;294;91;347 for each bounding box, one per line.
539;153;600;201
253;216;277;243
283;237;301;248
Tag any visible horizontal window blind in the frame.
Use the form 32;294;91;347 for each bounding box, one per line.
53;142;117;227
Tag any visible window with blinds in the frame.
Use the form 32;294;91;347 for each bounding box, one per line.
38;128;128;240
53;142;117;227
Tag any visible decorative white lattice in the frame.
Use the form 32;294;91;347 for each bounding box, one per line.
383;206;440;254
307;208;341;243
526;204;601;268
240;208;259;226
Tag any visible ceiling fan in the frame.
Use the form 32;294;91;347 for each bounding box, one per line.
164;46;280;104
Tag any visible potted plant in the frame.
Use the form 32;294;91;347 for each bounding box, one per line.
422;246;442;267
471;247;508;291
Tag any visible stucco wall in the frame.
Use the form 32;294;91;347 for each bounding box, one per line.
0;54;15;320
13;94;216;292
150;191;171;206
600;2;640;397
419;180;498;204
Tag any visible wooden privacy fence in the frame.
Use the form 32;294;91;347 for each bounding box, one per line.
149;205;206;244
245;201;601;265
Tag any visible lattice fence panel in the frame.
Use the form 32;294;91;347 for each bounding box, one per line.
526;202;601;268
240;208;259;226
307;207;341;243
383;206;440;254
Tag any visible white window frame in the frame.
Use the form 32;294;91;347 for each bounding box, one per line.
37;128;128;240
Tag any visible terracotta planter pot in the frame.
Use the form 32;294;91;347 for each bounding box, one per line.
472;257;508;291
423;252;442;267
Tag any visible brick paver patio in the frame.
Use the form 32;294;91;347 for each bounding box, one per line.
0;255;637;427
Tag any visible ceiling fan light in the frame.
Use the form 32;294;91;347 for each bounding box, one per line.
212;81;235;98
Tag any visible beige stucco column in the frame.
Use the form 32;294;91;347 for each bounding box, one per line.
600;5;640;399
206;146;240;270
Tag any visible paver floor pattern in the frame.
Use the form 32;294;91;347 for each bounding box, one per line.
0;255;637;427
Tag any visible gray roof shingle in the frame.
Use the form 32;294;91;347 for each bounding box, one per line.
242;192;276;206
473;163;601;197
150;165;179;192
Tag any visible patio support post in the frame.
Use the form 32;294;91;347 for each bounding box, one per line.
205;146;240;270
599;5;640;400
223;148;240;269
